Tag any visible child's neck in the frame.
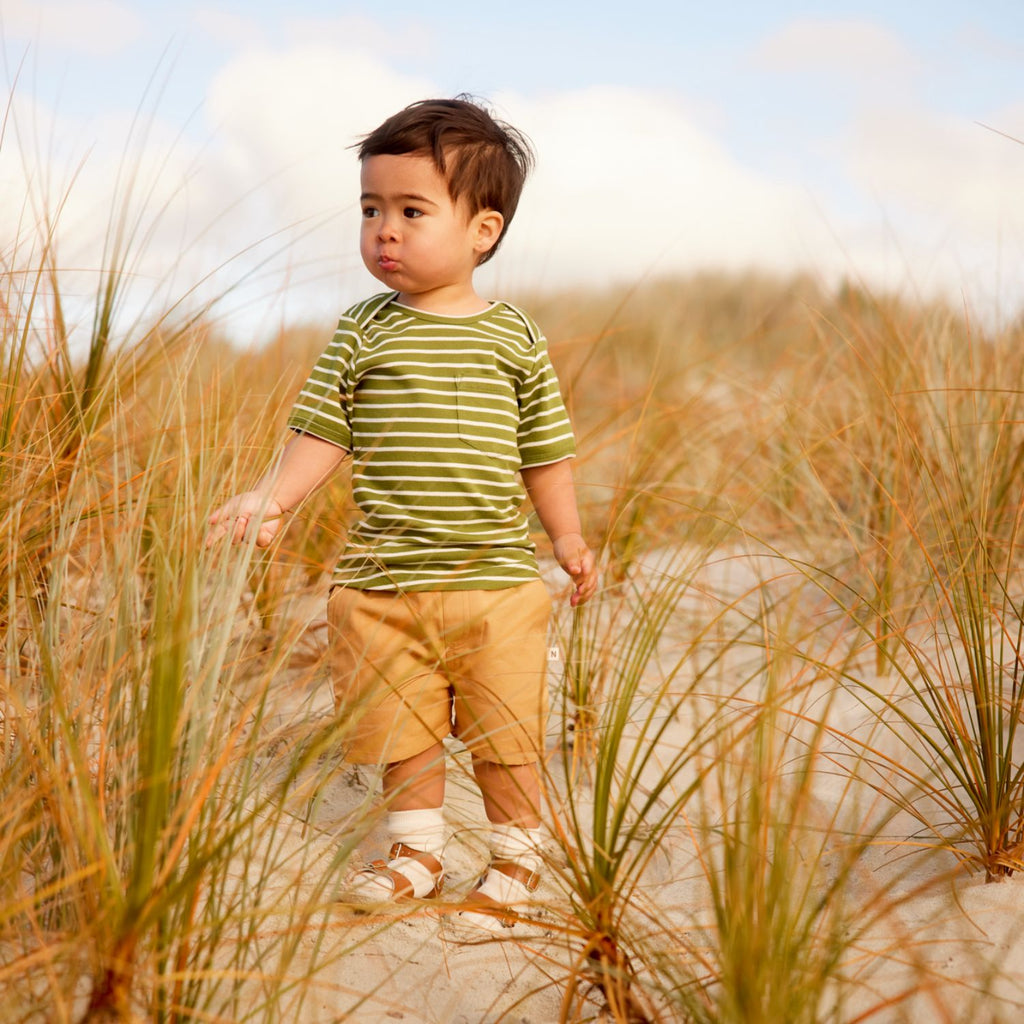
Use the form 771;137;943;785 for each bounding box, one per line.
396;284;490;317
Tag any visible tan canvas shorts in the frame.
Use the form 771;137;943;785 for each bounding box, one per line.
327;580;552;766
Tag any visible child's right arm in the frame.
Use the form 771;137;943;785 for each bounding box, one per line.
205;432;348;548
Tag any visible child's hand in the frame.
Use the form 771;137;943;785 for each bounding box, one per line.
205;493;284;549
552;533;598;607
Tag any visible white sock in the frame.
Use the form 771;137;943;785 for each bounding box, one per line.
387;807;447;857
349;807;446;900
475;825;544;905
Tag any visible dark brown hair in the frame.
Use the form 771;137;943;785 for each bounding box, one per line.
357;95;534;264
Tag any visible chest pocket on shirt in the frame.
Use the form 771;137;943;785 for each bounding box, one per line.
455;373;518;455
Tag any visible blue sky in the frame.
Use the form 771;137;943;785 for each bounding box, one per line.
3;0;1023;338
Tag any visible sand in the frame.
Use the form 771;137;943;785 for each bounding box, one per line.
237;547;1024;1023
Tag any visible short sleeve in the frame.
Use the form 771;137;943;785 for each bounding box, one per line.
285;319;359;451
516;332;576;468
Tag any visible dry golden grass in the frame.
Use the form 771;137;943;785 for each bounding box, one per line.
5;230;1024;1021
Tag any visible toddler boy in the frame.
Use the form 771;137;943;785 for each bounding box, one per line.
207;97;597;931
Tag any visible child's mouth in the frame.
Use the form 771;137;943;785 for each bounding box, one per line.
378;256;399;272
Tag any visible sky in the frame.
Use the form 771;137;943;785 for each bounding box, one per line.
2;0;1024;341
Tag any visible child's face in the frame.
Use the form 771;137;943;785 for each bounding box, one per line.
359;152;503;313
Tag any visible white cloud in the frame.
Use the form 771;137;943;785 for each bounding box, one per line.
0;93;228;337
5;28;1023;343
282;12;430;57
0;0;143;56
192;8;267;51
752;18;921;83
847;104;1024;235
195;43;443;328
956;24;1024;66
204;62;841;310
206;43;433;220
490;86;832;289
744;18;1024;317
827;103;1024;316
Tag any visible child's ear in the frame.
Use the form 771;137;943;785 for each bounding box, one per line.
472;209;504;256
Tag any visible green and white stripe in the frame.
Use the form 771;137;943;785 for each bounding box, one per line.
287;294;575;591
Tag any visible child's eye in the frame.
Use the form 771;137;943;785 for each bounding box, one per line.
361;206;379;218
403;207;423;219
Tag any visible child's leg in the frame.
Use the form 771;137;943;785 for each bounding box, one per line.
384;741;446;809
465;756;545;925
444;583;551;929
344;742;448;902
329;589;455;903
472;756;540;827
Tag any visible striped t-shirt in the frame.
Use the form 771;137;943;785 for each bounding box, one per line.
286;292;576;591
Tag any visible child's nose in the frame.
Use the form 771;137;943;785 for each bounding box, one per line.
377;216;400;241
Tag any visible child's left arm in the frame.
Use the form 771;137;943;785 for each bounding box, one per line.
521;459;598;607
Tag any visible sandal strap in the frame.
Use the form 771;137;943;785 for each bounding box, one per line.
354;843;445;900
362;859;417;899
389;842;445;881
463;889;519;928
454;858;541;929
489;857;541;892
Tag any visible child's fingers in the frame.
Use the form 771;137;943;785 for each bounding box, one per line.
563;544;597;606
205;504;283;549
203;511;248;548
204;514;231;548
232;514;251;544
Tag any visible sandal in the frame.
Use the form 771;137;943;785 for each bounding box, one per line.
453;858;541;931
340;842;446;904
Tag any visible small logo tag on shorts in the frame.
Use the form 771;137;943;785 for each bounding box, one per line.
547;646;561;662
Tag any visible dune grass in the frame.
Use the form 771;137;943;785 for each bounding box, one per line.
522;281;1024;1021
5;112;1024;1021
766;302;1024;881
0;324;372;1020
0;151;371;1019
